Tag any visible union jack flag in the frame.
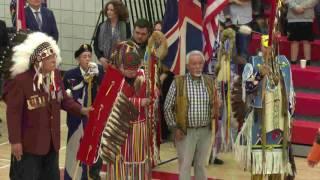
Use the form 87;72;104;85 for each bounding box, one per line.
162;0;228;75
162;0;203;75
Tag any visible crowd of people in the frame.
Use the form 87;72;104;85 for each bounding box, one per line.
1;0;320;180
219;0;320;66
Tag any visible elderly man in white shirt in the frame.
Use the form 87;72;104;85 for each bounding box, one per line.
164;50;219;180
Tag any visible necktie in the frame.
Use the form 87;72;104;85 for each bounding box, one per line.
34;11;42;30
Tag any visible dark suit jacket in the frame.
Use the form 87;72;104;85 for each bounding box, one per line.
63;65;104;102
63;65;104;130
3;69;82;155
0;20;9;49
25;6;59;41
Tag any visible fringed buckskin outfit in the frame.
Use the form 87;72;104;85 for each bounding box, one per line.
234;52;296;180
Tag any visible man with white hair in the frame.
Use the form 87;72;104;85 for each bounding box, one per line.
164;50;219;180
2;32;91;180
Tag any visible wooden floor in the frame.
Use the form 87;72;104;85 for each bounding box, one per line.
0;102;320;179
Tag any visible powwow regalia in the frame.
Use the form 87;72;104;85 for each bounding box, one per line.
143;30;168;167
76;31;167;179
1;31;88;180
233;1;296;179
1;31;62;96
214;27;239;154
75;63;132;171
109;40;152;179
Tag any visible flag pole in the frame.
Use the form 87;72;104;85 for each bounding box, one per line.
16;0;20;31
16;0;26;31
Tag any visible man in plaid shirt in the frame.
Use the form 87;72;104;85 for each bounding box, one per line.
164;50;219;180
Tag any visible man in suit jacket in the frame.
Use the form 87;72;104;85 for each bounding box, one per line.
3;32;90;180
25;0;59;41
63;44;104;180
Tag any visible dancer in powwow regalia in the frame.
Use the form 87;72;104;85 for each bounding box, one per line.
233;0;297;178
234;33;296;179
99;31;167;179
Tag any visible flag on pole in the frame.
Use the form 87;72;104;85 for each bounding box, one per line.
16;0;26;30
162;0;203;75
268;0;277;46
202;0;228;60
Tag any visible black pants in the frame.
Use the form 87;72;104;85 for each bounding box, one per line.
10;149;59;180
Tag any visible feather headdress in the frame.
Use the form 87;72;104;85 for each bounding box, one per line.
10;32;61;78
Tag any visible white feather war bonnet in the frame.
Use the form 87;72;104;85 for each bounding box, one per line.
10;32;61;93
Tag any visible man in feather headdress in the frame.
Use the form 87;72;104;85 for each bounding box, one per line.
2;32;92;180
234;34;296;180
